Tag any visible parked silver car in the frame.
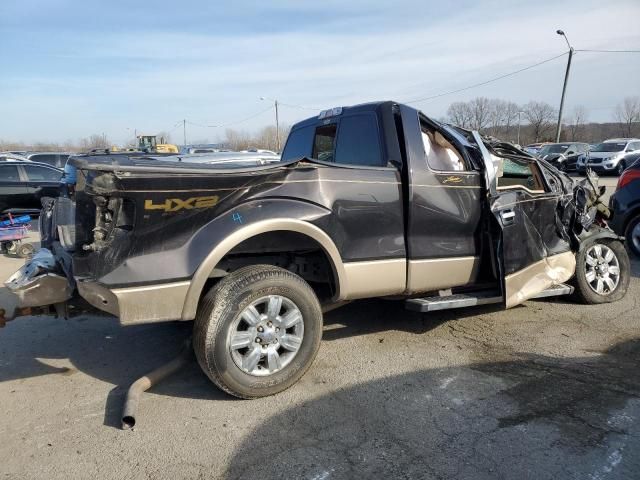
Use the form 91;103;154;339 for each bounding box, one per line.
579;138;640;175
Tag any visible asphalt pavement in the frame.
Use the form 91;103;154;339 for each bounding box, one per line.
0;179;638;480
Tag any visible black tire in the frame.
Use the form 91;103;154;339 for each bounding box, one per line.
193;265;323;399
17;243;35;259
625;215;640;257
573;239;630;304
616;161;626;176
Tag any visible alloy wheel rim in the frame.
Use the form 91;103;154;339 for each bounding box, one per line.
228;295;304;376
584;244;620;295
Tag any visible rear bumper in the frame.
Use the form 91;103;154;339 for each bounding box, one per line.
77;278;191;324
3;249;191;325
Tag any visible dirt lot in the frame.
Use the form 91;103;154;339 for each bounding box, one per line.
1;195;639;479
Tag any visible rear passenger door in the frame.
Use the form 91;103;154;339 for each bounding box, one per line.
22;165;63;206
0;164;29;211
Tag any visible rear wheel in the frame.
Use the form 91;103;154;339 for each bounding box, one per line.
574;239;630;304
625;215;640;257
193;265;323;399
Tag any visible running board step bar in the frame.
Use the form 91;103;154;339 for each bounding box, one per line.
405;291;502;313
404;283;574;313
528;283;574;299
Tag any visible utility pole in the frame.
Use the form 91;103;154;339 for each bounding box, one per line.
275;99;280;152
555;30;574;143
183;119;187;148
260;97;281;151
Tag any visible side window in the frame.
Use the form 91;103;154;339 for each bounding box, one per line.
281;125;315;161
334;114;383;167
631;142;640;151
420;122;467;171
23;165;62;181
31;154;58;166
0;165;21;181
496;158;547;193
312;124;337;162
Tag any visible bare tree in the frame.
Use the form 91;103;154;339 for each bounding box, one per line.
447;102;472;128
469;97;491;131
567;105;588;141
503;102;521;140
224;128;253;151
614;96;640;137
523;101;557;142
488;99;508;136
79;134;109;151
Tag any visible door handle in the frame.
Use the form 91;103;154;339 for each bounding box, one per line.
500;209;516;226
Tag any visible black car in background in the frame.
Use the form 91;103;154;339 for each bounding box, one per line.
24;152;71;168
610;159;640;256
537;142;589;171
0;161;63;214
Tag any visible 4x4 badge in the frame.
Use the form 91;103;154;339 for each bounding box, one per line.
144;195;219;212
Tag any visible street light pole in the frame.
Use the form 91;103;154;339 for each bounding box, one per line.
555;29;574;143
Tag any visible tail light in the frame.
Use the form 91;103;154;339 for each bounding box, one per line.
617;168;640;190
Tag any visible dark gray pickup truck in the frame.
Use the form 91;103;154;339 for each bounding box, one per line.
3;101;630;399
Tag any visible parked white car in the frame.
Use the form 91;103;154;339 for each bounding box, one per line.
579;138;640;175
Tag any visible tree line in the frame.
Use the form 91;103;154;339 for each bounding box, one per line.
445;96;640;145
2;97;638;153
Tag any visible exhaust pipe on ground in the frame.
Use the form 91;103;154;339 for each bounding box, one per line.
121;337;193;430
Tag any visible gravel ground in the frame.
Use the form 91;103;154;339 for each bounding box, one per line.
1;191;639;479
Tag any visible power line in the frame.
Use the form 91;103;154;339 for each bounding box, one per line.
404;52;568;104
576;49;640;53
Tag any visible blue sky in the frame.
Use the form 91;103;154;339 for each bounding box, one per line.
1;0;639;144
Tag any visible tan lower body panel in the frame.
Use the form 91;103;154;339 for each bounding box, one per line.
407;256;480;294
78;279;191;325
505;251;576;308
342;259;406;299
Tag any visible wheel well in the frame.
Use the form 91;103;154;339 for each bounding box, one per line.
622;207;640;234
202;231;338;303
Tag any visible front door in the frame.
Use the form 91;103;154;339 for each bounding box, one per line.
474;134;576;308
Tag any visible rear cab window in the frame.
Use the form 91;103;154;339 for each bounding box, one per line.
282;111;385;167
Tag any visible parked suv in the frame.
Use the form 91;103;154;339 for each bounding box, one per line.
610;158;640;257
537;142;589;171
579;139;640;175
24;152;71;169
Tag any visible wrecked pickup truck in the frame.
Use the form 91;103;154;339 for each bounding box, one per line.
3;101;630;400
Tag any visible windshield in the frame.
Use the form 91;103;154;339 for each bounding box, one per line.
591;142;626;152
539;144;569;155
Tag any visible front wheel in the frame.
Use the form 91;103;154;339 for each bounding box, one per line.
616;161;626;176
193;265;323;399
574;239;630;304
